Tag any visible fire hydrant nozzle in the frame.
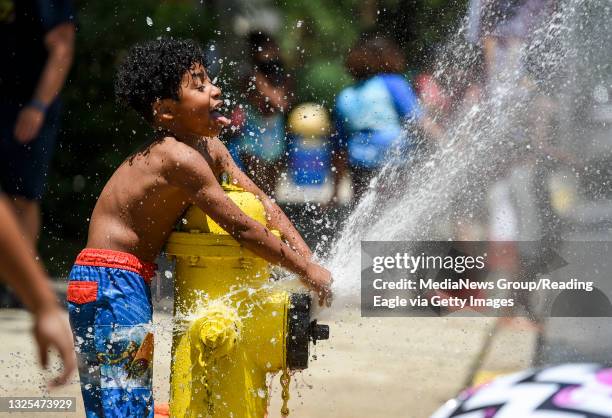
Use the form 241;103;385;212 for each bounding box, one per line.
310;320;330;344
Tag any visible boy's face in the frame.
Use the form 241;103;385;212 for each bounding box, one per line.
157;63;230;137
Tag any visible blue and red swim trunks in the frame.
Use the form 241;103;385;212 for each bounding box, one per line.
67;248;156;418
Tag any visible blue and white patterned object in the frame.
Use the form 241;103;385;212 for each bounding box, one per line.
67;249;155;418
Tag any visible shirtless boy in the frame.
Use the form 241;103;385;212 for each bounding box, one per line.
66;38;332;418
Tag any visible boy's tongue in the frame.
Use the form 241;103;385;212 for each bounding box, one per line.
211;111;231;126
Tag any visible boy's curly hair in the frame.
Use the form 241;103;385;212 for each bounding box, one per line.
115;37;205;121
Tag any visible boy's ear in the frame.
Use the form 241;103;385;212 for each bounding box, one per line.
152;99;175;123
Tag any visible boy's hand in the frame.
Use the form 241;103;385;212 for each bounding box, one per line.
32;303;76;387
305;262;333;307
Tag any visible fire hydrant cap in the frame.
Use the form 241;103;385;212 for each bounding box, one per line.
190;304;242;360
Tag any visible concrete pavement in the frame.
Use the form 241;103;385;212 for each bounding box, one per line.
0;307;538;418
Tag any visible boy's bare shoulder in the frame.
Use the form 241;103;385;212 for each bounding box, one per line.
143;136;222;190
146;136;203;171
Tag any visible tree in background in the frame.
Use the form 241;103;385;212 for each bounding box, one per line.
275;0;467;104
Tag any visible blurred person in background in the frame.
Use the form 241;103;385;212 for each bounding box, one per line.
414;47;485;132
228;31;292;196
331;34;443;206
0;192;75;387
0;0;75;246
414;73;451;126
466;0;554;83
467;0;563;318
414;48;487;242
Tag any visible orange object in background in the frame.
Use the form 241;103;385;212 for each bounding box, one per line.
154;402;170;417
129;332;154;378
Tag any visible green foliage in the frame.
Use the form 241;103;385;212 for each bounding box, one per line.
297;59;354;106
274;0;467;107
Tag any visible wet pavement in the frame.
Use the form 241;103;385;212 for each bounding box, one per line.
0;307;539;418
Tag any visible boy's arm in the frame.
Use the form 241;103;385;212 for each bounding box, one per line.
212;140;313;259
164;146;331;303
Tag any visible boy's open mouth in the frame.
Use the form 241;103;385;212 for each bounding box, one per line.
210;111;231;126
210;102;231;126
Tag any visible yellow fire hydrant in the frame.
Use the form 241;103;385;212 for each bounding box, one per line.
165;179;328;418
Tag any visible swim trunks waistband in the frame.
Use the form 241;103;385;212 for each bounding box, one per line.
75;248;157;283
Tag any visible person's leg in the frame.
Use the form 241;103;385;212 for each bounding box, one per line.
0;101;61;247
0;106;34;305
9;196;40;246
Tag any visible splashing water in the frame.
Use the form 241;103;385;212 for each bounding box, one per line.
171;273;304;331
173;285;269;330
316;0;611;314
